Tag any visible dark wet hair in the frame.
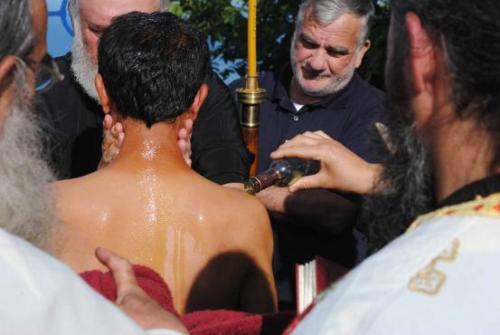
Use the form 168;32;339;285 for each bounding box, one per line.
98;11;209;128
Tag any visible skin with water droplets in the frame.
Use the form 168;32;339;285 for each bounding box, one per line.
53;120;277;314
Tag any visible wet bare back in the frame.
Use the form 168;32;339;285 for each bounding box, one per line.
53;124;277;314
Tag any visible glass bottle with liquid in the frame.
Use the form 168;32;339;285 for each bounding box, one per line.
244;158;320;195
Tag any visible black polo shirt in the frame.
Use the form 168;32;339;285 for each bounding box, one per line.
255;66;385;173
231;67;386;306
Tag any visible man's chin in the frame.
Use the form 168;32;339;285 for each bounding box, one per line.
297;74;350;97
296;79;330;96
300;84;335;97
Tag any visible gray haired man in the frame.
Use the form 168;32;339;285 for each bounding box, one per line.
230;0;385;307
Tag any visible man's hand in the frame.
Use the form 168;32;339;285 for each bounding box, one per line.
95;247;188;334
255;185;292;213
99;116;195;169
177;118;193;167
271;131;381;194
99;114;124;169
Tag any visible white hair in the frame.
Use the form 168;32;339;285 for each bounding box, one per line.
70;15;100;101
0;66;57;251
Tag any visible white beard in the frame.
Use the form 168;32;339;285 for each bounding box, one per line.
70;20;100;102
0;75;57;251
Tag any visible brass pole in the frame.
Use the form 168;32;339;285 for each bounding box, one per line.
237;0;266;176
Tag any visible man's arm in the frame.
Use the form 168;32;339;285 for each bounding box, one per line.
256;186;361;235
256;131;381;234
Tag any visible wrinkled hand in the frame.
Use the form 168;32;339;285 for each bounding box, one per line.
177;118;193;167
95;247;188;334
99;114;124;169
271;131;381;194
255;185;291;213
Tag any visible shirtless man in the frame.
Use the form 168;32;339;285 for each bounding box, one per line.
53;12;276;315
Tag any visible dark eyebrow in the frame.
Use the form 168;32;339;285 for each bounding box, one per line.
300;32;351;55
326;46;350;55
300;33;319;47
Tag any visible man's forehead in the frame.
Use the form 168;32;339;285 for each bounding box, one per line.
79;0;160;26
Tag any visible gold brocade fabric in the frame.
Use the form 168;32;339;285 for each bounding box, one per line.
408;192;500;232
407;192;500;295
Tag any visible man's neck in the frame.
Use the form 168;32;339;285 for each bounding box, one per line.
431;113;500;202
289;77;320;105
110;119;188;172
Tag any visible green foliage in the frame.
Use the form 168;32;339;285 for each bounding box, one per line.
171;1;389;89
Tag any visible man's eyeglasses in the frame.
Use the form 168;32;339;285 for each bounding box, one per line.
16;54;64;93
34;54;64;92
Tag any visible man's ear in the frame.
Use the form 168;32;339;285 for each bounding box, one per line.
95;74;111;114
405;12;436;94
354;39;371;68
0;56;17;125
185;83;208;121
0;56;17;92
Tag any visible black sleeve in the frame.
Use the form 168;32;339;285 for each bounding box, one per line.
191;70;253;184
282;188;361;234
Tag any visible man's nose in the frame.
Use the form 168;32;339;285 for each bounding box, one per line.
307;49;327;71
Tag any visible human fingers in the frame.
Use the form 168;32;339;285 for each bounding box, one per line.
288;174;324;192
103;114;113;130
111;122;123;138
178;127;188;141
101;123;124;164
271;138;325;160
117;132;125;147
184;118;194;134
271;147;314;161
272;136;319;156
313;130;332;139
177;138;192;167
95;247;138;301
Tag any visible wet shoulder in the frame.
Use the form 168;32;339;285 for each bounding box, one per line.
212;186;272;244
52;171;111;223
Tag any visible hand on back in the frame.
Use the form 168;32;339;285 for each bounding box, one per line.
99;115;194;168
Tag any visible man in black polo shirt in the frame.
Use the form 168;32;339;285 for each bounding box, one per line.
232;0;384;307
36;0;251;184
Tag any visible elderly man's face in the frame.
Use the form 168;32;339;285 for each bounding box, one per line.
71;0;160;100
0;0;46;125
77;0;160;65
290;8;369;98
0;0;55;250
